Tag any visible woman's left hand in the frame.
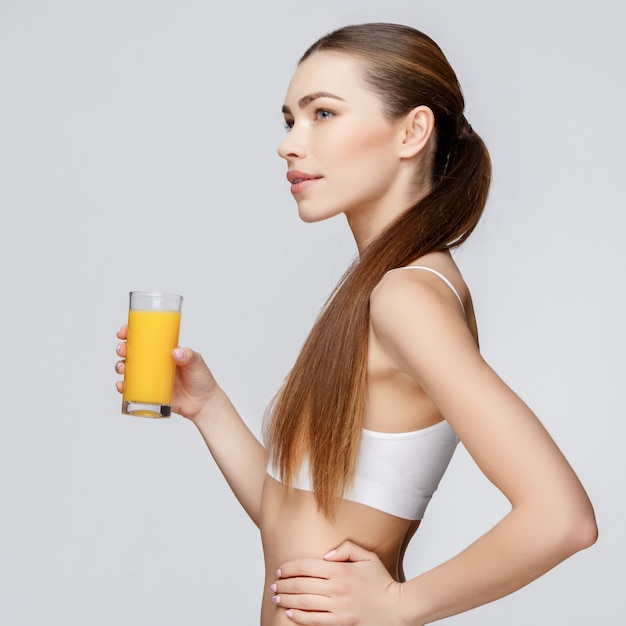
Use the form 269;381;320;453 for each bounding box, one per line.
271;540;404;625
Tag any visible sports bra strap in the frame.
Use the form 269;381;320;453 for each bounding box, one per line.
387;266;465;315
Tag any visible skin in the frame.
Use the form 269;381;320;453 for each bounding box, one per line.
115;50;597;625
278;51;434;247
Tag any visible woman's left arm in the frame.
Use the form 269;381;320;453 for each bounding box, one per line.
377;276;598;624
272;274;597;625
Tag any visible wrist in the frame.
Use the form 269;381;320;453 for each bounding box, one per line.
395;580;428;626
395;582;410;626
188;384;229;427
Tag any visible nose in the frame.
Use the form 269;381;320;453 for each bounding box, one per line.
277;127;306;161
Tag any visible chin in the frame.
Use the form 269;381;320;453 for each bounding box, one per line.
298;212;322;224
297;203;342;224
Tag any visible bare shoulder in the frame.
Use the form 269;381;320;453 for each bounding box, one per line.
369;263;481;386
370;264;468;335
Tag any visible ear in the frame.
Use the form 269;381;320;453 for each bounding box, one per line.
398;106;435;159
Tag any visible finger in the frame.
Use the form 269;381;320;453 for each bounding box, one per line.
115;380;124;393
172;346;191;364
277;558;335;580
116;342;126;358
172;347;211;375
172;346;203;367
272;576;329;597
272;591;332;613
324;540;378;563
283;608;334;625
115;360;125;374
116;326;128;340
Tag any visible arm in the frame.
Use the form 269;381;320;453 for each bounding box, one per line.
116;329;267;526
271;272;597;624
371;273;597;623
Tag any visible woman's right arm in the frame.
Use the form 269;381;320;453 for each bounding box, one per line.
115;327;267;526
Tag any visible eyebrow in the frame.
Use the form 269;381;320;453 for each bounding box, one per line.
282;91;345;114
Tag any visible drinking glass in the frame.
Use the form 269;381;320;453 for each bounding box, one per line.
121;291;183;417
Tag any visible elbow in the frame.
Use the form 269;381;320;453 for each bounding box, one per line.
549;502;598;558
569;508;598;553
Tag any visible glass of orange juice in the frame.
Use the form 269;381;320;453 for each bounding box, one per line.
122;291;183;418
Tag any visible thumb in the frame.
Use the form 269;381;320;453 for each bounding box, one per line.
172;347;206;370
324;540;378;563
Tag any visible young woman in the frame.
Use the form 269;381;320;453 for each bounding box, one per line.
115;23;597;625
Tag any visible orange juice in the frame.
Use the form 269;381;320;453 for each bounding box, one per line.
122;309;181;414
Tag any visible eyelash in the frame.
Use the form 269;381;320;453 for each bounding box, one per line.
283;108;335;132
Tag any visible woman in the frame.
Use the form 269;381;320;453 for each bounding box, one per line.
115;23;597;625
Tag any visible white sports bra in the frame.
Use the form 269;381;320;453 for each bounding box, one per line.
266;266;462;520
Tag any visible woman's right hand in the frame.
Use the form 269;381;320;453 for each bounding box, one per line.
115;326;220;421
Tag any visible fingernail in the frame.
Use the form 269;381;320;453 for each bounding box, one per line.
324;549;337;559
286;610;293;619
275;568;282;578
173;348;184;360
270;583;277;592
116;344;123;355
272;595;280;604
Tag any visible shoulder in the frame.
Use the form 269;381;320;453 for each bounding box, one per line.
370;266;466;332
369;266;479;383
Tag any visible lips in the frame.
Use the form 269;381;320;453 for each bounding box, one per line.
286;170;322;194
287;170;319;184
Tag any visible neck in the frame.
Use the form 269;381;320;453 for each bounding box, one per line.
346;212;387;254
347;186;431;255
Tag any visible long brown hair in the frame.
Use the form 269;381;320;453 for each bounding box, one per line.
266;23;491;516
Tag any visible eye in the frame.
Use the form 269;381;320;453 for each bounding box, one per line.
315;108;334;121
283;118;294;132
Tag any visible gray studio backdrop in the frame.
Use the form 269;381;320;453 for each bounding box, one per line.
1;0;623;624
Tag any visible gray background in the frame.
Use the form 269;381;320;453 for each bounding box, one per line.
1;0;623;623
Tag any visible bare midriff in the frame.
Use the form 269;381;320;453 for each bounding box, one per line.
259;474;419;626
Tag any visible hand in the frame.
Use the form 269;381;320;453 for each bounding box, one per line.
115;326;219;420
271;540;404;625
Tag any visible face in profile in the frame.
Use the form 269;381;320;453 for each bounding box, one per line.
278;51;415;228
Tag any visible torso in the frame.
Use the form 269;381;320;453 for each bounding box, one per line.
259;252;478;626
